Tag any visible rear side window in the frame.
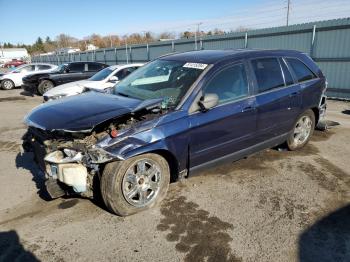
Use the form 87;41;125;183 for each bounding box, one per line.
68;63;84;72
251;58;285;93
37;65;51;70
203;63;248;104
88;63;104;71
285;58;316;82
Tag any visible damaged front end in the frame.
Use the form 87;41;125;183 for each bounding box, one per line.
23;126;114;198
23;97;165;199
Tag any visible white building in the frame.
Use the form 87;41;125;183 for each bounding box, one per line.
55;47;81;54
0;48;29;63
86;44;98;51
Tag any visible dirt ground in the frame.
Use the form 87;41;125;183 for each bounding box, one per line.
0;89;349;262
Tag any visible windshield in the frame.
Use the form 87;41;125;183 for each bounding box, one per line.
113;59;206;108
51;64;67;73
89;67;113;81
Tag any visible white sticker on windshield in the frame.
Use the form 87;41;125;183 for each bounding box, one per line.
183;62;208;70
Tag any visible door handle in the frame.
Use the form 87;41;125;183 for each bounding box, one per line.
289;91;300;97
242;106;255;113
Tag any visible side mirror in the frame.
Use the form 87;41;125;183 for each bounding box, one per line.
109;76;119;82
198;93;219;112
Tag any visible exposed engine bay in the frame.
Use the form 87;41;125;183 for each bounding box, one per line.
23;105;165;199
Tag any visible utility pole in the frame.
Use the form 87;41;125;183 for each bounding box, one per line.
194;22;202;50
286;0;291;26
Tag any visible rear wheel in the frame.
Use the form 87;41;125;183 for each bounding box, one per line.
1;79;15;90
101;153;170;216
287;109;315;150
38;80;54;95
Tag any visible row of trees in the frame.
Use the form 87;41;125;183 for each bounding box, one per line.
3;27;249;55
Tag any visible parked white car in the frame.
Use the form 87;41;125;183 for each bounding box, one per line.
0;63;58;90
43;63;143;101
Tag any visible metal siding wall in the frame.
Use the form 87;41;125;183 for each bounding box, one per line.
149;45;173;60
131;46;149;62
104;49;115;65
174;42;194;53
248;32;312;53
314;28;350;58
202;38;245;50
116;48;127;63
318;61;350;99
80;52;88;61
95;50;104;62
31;18;350;99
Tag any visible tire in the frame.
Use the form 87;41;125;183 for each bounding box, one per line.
1;79;15;90
287;109;315;151
101;153;170;216
38;80;54;95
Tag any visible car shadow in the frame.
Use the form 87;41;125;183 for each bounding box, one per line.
342;109;350;115
19;90;36;97
299;204;350;262
15;152;51;201
0;230;39;261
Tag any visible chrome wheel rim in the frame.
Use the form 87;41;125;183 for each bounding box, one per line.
293;116;312;146
122;159;162;208
42;82;53;92
3;80;13;89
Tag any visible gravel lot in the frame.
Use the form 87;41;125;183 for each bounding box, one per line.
0;89;349;262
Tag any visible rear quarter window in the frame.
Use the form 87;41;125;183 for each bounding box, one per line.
285;58;316;83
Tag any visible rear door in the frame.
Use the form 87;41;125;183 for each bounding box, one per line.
250;57;301;143
284;57;321;112
188;62;257;168
59;63;86;84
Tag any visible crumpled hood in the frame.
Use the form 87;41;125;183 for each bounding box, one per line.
25;92;162;132
44;80;89;97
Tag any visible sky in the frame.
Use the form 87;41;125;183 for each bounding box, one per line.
0;0;349;44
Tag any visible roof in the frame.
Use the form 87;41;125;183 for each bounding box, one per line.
160;49;302;64
108;63;144;70
1;48;28;52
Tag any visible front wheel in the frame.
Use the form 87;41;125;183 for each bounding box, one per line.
287;109;315;150
1;79;15;90
38;80;54;95
101;153;170;216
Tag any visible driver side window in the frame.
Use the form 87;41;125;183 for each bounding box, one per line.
203;63;248;104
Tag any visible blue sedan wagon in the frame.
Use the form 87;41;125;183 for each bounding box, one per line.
24;49;327;216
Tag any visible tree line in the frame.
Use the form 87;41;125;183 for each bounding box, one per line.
2;27;250;55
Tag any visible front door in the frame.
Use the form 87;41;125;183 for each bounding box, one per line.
188;62;257;168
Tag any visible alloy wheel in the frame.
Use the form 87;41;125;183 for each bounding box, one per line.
122;159;162;208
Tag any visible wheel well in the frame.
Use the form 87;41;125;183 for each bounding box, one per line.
311;107;319;124
151;149;179;183
39;78;55;85
2;78;14;84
